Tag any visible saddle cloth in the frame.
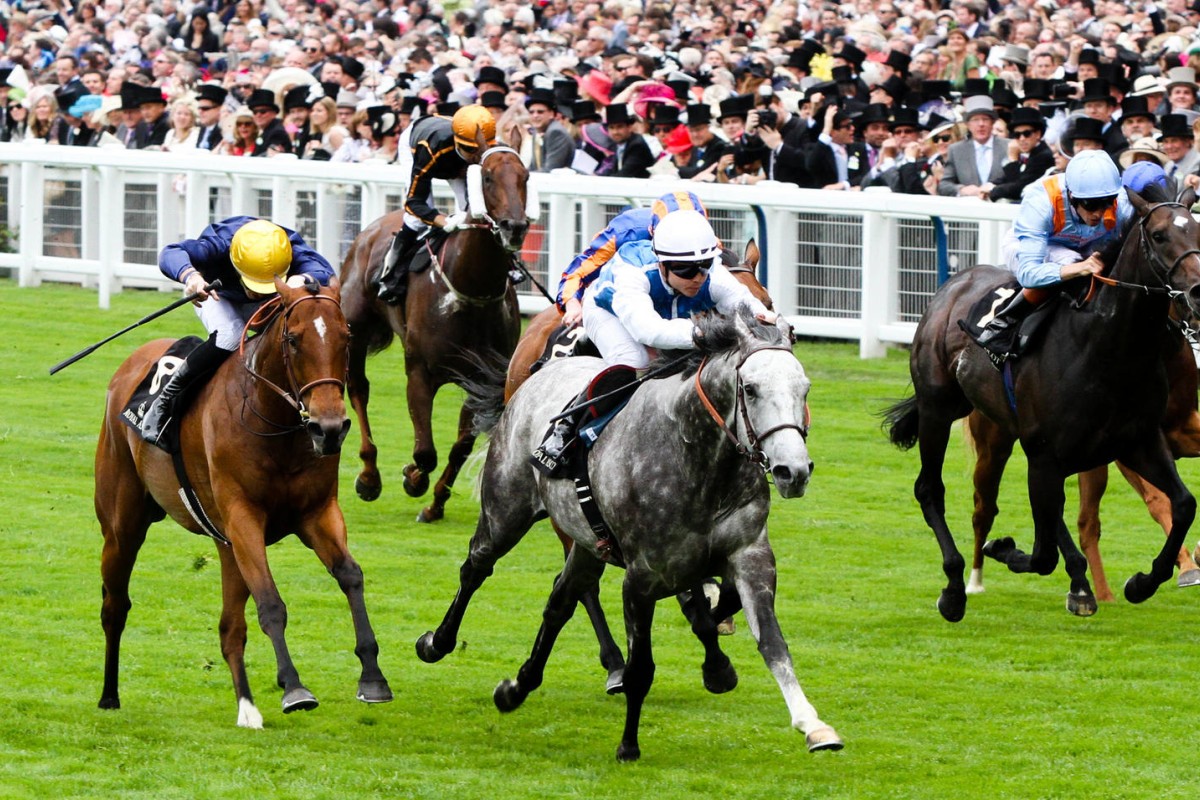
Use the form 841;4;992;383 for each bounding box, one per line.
530;323;601;378
119;336;205;434
958;281;1057;362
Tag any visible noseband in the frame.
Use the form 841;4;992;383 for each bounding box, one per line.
1094;202;1200;300
693;346;811;468
464;145;526;242
239;292;348;432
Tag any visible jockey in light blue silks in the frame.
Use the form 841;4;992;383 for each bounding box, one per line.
977;149;1135;363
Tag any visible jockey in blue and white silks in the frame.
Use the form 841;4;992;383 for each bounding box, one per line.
582;209;772;369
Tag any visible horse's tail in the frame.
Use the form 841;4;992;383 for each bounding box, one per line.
881;395;920;450
456;347;510;435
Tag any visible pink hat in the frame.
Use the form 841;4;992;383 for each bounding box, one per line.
578;70;612;106
632;83;681;121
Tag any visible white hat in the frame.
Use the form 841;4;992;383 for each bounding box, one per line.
1129;74;1165;97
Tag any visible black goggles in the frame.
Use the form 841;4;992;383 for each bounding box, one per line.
1071;194;1116;213
662;260;711;280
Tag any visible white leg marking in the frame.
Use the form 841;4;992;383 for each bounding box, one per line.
237;697;264;729
966;568;986;595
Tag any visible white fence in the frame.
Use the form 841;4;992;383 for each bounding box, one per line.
0;142;1020;357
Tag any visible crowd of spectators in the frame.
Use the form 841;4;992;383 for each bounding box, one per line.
4;0;1200;198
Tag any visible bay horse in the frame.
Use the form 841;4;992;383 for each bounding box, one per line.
501;240;773;691
339;141;531;522
417;309;842;761
96;277;392;727
884;187;1200;622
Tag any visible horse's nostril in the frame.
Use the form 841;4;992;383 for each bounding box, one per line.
771;465;793;484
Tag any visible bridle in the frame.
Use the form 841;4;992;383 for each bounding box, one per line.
238;291;348;434
693;346;811;469
461;145;526;242
1092;201;1200;302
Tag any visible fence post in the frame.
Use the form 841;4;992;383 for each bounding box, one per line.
762;207;797;319
859;208;893;358
547;193;575;283
18;160;44;288
95;166;121;310
271;175;296;229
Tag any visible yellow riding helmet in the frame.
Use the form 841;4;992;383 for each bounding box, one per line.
451;105;497;150
230;220;292;293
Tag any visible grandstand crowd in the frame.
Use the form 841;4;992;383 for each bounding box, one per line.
4;0;1200;197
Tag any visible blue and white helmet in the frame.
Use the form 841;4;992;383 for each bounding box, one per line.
652;209;720;263
1065;150;1121;198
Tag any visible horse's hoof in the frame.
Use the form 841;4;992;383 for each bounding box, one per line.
981;536;1016;561
616;742;641;762
416;506;443;524
354;474;382;502
281;687;319;714
702;659;738;694
98;696;120;710
357;678;394;704
1124;572;1160;604
605;669;625;695
402;465;430;497
415;631;446;663
717;616;736;636
805;725;845;752
937;588;966;622
1066;591;1097;617
1178;569;1200;588
493;679;526;713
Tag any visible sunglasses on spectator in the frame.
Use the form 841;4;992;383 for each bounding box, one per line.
1012;128;1039;138
303;46;320;53
835;122;855;130
198;104;218;112
892;127;917;136
662;261;710;280
1071;194;1116;212
931;134;953;143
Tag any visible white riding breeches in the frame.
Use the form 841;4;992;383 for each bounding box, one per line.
582;292;651;369
196;295;262;351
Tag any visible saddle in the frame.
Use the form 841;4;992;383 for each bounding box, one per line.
532;365;638;479
958;281;1058;364
120;336;206;440
530;323;600;377
409;228;449;276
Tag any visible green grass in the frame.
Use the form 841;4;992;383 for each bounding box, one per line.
2;278;1198;799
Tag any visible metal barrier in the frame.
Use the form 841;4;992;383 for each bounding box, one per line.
0;142;1020;357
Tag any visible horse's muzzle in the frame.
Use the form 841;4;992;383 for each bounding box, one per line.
771;460;813;499
307;417;352;457
497;219;529;252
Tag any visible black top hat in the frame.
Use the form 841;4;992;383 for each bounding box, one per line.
1159;113;1194;139
889;107;923;131
340;55;365;82
436;100;461;116
605;103;635;125
118;81;142;112
991;83;1019;109
246;89;278;112
875;75;908;102
475;66;507;89
1081;78;1116;104
837;43;865;70
921;80;953;101
884;50;911;76
856;103;891;129
797;38;825;58
786;48;814;71
1008;106;1046;133
525;87;557;109
646;103;680;127
55;85;87;115
568;99;599;123
0;68;10;87
399;95;429;115
320;81;342;101
1121;94;1156;120
284;84;315;111
195;83;228;106
717;94;754;121
1022;79;1051;101
479;90;507;110
666;79;692;102
831;65;855;84
1078;48;1102;66
137;85;167;106
962;78;991;98
685;103;713;126
1068;116;1106;144
553;79;579;105
367;105;398;137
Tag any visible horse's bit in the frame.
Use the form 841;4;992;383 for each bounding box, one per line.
693;346;811;469
239;292;348;432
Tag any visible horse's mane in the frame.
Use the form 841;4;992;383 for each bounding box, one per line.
647;306;790;379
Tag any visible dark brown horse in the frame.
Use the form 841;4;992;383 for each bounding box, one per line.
96;278;391;727
885;187;1200;622
501;240;772;690
340;143;530;522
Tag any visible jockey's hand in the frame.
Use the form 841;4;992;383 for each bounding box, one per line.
1061;253;1105;280
442;211;469;232
184;272;212;305
562;297;584;326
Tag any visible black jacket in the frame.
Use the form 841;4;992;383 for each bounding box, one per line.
252;118;294;156
404;115;468;223
989;141;1055;202
609;135;654;178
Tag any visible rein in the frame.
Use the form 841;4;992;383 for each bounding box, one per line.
693;346;810;468
238;292;347;434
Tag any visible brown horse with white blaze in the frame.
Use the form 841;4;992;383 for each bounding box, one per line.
95;277;392;727
340;140;530;522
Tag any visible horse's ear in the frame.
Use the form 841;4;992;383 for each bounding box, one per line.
1180;185;1198;210
743;239;760;269
1126;185;1149;216
326;274;341;297
475;124;489;155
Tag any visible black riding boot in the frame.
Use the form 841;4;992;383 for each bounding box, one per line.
976;291;1033;362
377;226;421;305
139;335;231;452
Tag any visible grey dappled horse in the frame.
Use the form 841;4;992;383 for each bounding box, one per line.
416;308;842;761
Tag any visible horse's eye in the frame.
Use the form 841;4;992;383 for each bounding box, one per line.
743;385;758;400
284;332;299;350
1153;231;1167;243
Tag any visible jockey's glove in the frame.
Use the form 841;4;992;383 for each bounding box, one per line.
443;212;469;232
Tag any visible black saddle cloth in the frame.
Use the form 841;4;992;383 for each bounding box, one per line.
119;336;206;434
958;280;1059;362
530;323;600;377
410;228;449;275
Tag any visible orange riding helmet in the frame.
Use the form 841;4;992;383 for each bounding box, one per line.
451;105;497;151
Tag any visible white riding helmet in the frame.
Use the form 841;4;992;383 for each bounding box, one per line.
1065;150;1121;199
652;209;720;263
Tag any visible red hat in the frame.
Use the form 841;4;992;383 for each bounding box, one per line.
578;69;612;106
663;124;692;154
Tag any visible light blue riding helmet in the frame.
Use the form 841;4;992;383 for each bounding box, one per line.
1065;150;1122;198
